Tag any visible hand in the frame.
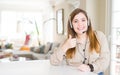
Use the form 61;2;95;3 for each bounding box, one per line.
65;35;76;49
78;64;90;72
62;35;76;52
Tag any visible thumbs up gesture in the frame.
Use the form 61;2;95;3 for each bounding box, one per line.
67;35;76;48
62;35;76;52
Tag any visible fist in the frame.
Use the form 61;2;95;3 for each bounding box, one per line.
65;35;76;49
78;64;90;72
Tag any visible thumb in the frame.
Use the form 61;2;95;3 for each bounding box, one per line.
68;35;72;39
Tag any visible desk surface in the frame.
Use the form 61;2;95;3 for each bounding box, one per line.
0;60;97;75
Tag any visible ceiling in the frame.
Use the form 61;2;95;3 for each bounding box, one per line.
0;0;65;11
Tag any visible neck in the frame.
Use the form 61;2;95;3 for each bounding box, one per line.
76;34;88;44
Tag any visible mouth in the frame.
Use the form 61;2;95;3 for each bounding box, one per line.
77;26;84;31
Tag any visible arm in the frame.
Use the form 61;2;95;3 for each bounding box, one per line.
50;47;66;65
50;35;76;65
92;31;110;73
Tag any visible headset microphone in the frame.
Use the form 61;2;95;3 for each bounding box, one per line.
82;31;86;33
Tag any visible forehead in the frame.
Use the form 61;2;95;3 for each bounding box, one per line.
74;12;87;19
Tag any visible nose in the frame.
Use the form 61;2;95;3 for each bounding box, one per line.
77;21;83;26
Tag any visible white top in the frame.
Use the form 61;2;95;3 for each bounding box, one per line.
0;60;97;75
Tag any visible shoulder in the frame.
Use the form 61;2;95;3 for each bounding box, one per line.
94;30;108;43
94;30;106;38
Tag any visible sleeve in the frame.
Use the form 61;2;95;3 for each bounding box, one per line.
92;31;110;73
50;42;66;65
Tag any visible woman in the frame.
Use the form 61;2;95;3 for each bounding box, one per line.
50;8;110;74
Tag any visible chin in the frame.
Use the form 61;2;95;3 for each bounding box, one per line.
77;32;83;35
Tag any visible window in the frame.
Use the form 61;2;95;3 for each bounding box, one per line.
111;0;120;75
0;10;43;48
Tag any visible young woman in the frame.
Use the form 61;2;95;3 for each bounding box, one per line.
50;8;110;74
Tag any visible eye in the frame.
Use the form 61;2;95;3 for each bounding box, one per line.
73;20;78;23
82;19;86;22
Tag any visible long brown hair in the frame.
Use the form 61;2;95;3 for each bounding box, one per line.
66;8;100;59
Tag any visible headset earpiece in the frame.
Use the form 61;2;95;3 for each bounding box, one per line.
87;19;90;26
69;16;73;28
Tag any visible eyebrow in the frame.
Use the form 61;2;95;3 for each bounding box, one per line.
73;17;86;21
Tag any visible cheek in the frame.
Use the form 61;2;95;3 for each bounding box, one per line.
84;22;88;27
84;25;88;29
83;23;88;28
72;24;77;29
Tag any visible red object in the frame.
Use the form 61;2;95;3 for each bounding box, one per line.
24;35;30;45
20;34;30;51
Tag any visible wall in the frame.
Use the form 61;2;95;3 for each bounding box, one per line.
85;0;110;38
86;0;100;31
53;1;73;43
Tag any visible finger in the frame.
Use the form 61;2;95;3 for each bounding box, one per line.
78;67;84;72
68;35;72;39
78;65;90;72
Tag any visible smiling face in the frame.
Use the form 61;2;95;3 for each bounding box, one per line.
72;12;88;35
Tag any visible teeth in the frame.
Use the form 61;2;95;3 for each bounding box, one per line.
77;27;83;30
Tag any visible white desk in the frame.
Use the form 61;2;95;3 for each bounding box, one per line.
0;60;97;75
